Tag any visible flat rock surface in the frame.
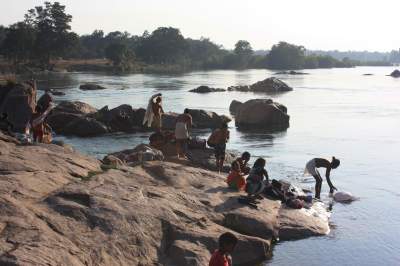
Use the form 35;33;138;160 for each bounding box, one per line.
0;131;330;265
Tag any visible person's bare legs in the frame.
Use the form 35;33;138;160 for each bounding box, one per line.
176;140;182;158
314;175;322;199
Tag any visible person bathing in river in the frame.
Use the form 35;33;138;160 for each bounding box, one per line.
143;93;164;132
207;123;230;173
209;232;238;266
304;157;340;199
175;108;192;159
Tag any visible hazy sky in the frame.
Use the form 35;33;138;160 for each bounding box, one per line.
1;0;399;51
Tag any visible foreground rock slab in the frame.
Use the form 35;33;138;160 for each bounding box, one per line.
0;132;330;265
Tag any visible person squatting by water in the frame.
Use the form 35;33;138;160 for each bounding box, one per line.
304;157;340;199
207;123;230;173
226;152;251;191
209;232;238;266
143;93;164;132
175;108;192;159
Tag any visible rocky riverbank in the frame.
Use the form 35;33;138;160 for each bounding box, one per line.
0;131;330;265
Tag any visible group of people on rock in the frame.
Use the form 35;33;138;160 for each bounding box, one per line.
143;94;341;202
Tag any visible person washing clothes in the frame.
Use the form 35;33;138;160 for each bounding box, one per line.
304;157;340;199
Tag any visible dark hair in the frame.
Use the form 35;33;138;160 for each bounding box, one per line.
331;157;340;169
253;158;266;168
218;232;238;248
241;152;250;160
35;105;43;113
221;123;228;129
184;108;190;114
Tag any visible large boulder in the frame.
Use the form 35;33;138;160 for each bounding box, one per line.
47;112;82;132
389;69;400;78
250;77;293;93
79;83;107;90
53;101;97;115
229;100;243;115
162;109;231;130
189;85;226;93
188;109;231;129
235;99;290;130
96;104;137;132
0;81;36;132
60;117;108;137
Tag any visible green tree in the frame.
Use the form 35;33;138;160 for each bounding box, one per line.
267;42;305;69
25;1;77;67
234;40;253;57
105;42;135;70
136;27;188;64
0;22;36;67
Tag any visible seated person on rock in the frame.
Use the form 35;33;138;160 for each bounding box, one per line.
232;152;251;175
245;158;270;199
304;157;340;199
209;232;238;266
226;160;246;191
207;123;230;173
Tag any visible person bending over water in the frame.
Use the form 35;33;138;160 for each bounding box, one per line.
246;158;270;199
304;157;340;199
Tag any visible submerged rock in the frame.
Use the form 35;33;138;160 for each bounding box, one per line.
228;78;292;93
79;83;107;90
250;77;293;93
234;99;290;130
189;85;226;93
275;70;309;75
389;69;400;78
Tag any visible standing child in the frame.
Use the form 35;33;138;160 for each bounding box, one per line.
207;123;230;173
209;232;238;266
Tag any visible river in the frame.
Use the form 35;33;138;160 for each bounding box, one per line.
36;67;400;265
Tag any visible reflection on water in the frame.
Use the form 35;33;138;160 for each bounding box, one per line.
40;67;400;265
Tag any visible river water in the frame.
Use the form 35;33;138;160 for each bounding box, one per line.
36;67;400;265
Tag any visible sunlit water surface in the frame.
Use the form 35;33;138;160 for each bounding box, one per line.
36;67;400;265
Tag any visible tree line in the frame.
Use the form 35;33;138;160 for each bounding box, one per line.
0;1;380;73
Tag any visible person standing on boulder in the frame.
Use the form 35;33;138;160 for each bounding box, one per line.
304;157;340;199
209;232;238;266
175;108;192;159
207;123;230;173
143;93;164;132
